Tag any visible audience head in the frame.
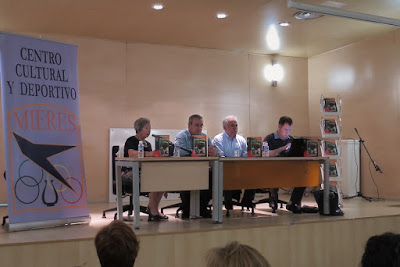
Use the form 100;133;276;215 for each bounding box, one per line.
277;116;292;140
134;117;151;138
206;241;270;267
95;220;139;267
361;232;400;267
188;114;204;135
222;115;238;139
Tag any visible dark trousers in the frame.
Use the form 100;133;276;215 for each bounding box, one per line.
269;187;305;205
180;168;212;215
180;190;211;215
290;187;306;205
223;189;255;210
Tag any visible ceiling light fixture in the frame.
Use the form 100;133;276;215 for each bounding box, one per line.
288;0;400;27
264;60;284;87
278;22;291;27
216;13;228;19
152;4;164;10
294;11;324;20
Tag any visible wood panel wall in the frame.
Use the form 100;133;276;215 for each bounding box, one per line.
0;33;309;203
0;215;398;267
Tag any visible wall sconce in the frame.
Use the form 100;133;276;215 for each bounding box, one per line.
263;60;284;87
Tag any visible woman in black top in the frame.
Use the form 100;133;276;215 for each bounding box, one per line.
124;117;168;221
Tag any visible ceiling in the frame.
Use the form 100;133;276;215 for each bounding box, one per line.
0;0;399;58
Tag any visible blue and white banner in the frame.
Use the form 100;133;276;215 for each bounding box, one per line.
0;32;89;227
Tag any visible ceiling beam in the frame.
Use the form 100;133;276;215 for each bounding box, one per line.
288;0;400;27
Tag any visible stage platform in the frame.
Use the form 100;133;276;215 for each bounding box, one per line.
0;194;400;267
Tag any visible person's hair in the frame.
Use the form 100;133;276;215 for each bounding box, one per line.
278;116;292;126
222;115;238;128
206;241;270;267
95;220;139;267
133;117;150;133
189;114;203;125
361;232;400;267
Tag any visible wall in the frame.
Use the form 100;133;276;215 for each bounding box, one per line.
0;34;309;203
308;29;400;199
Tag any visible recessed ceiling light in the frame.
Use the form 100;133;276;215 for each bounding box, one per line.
216;13;228;19
152;4;164;10
278;22;290;27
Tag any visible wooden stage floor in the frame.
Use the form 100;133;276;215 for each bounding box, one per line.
1;194;400;267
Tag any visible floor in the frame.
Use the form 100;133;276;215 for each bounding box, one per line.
1;192;399;246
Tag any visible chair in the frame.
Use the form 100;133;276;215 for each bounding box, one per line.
252;188;287;213
102;145;148;220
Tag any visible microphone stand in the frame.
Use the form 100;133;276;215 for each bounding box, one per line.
354;128;382;201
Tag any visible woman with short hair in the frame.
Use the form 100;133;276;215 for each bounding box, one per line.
123;117;167;221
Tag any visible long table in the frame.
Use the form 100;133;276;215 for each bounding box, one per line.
215;157;330;222
115;157;219;229
115;156;330;228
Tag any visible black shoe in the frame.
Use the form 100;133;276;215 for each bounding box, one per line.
159;214;169;220
286;202;302;214
181;211;190;219
148;213;162;221
301;205;319;213
200;210;212;218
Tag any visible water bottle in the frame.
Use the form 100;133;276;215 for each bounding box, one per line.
138;141;144;158
262;141;269;158
174;141;180;157
233;143;240;157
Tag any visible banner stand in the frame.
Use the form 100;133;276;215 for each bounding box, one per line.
0;32;90;231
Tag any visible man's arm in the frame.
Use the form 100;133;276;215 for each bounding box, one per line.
269;144;290;157
240;137;247;157
207;137;218;156
175;130;191;157
263;134;290;157
212;135;225;157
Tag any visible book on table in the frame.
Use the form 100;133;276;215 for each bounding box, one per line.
247;137;262;158
305;138;319;157
191;135;207;157
155;135;170;157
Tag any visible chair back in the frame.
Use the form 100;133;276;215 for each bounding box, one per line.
111;145;120;183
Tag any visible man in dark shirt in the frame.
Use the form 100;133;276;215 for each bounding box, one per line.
263;116;305;213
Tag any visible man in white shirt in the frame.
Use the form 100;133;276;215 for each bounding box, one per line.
213;115;254;210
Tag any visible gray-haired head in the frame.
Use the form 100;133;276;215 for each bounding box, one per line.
222;115;238;128
134;117;150;132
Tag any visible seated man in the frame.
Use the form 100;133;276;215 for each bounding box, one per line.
175;114;217;218
263;116;304;213
213;115;254;209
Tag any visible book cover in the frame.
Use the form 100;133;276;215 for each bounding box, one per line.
305;138;319;157
323;140;338;156
155;135;170;157
324;119;338;134
192;135;207;157
329;160;339;178
247;137;262;158
323;98;338;112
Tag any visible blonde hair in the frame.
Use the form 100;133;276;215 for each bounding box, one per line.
206;241;270;267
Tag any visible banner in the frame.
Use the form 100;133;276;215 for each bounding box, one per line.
0;32;89;228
